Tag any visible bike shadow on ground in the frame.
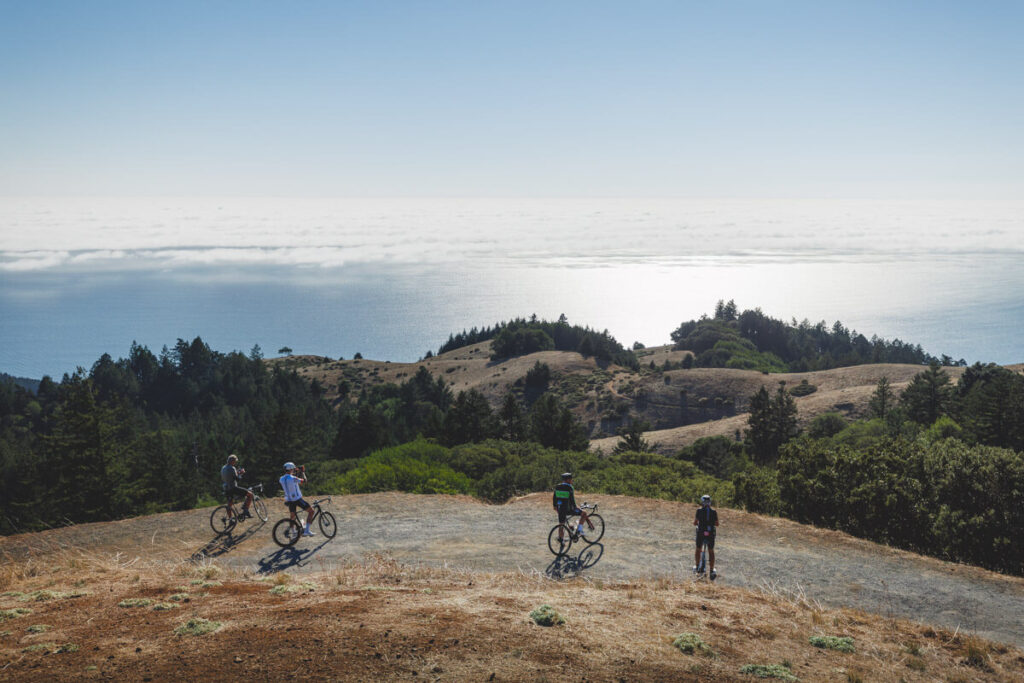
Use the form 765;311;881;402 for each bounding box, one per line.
545;542;604;579
256;536;333;574
190;520;267;562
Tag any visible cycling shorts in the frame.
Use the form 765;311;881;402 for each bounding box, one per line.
557;504;582;524
223;484;250;502
286;498;311;513
695;528;716;550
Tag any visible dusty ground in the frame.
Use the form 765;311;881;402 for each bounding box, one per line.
3;492;1022;656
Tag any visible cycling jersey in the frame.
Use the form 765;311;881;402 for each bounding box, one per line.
695;506;718;534
279;473;304;502
554;482;581;523
220;465;241;491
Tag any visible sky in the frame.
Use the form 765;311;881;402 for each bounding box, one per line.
1;1;1022;199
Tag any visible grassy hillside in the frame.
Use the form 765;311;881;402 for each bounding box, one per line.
274;344;963;454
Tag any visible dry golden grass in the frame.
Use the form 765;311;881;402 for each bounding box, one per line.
1;548;1021;682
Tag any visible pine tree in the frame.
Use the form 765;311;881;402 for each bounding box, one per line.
869;376;895;419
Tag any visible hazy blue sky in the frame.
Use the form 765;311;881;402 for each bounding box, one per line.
1;1;1021;198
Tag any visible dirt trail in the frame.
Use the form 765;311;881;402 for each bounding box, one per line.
3;492;1023;649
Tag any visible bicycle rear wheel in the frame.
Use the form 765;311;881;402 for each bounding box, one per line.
581;513;605;544
252;497;269;522
209;505;236;536
547;524;572;556
272;518;301;547
318;511;337;539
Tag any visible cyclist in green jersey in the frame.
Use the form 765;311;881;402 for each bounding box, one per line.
553;472;594;541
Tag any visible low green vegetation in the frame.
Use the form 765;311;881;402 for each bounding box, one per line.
529;604;564;627
117;598;152;608
322;438;732;506
809;635;855;653
0;608;32;621
152;602;178;610
672;632;712;656
174;617;221;636
25;624;50;633
739;663;799;680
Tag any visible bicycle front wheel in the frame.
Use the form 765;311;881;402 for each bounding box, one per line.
209;505;236;536
548;524;572;556
581;514;605;544
252;497;269;522
318;511;338;539
272;518;301;547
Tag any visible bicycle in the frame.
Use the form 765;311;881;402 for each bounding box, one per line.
547;502;604;556
209;483;269;536
272;497;337;547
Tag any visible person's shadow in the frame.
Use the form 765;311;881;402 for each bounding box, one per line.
545;543;604;579
190;519;267;562
256;536;333;574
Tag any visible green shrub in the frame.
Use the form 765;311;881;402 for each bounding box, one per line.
0;608;32;621
26;624;50;633
118;598;153;608
174;618;221;636
807;413;847;439
809;635;855;653
672;632;712;655
739;663;799;680
788;380;817;397
529;605;564;627
152;602;178;611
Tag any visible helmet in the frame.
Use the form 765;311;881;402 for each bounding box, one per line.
561;472;573;480
700;494;711;505
227;454;238;463
283;461;296;471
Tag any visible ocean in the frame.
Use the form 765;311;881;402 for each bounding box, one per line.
1;197;1022;379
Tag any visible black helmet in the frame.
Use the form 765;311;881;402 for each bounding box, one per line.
700;494;711;505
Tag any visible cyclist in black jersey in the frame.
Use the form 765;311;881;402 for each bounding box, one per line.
553;472;594;542
220;454;253;519
693;494;719;578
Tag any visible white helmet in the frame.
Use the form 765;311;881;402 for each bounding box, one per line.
283;461;296;471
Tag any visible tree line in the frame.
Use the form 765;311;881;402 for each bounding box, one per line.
434;314;640;369
671;300;960;372
724;361;1024;575
0;338;337;534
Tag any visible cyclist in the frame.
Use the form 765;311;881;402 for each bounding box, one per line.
279;462;315;537
220;454;253;519
693;494;719;579
553;472;594;542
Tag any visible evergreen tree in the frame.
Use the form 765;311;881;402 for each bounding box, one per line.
745;383;799;465
900;362;953;425
868;376;895;419
612;419;653;454
499;392;527;441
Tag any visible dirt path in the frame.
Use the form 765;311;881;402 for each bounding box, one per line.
4;492;1023;649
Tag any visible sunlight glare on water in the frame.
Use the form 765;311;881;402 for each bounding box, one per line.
1;197;1022;377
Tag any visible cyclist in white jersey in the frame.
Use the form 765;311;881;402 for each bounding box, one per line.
279;462;315;537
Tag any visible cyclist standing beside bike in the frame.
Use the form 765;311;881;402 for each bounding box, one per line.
220;454;253;519
693;494;719;579
553;472;594;541
280;462;315;537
